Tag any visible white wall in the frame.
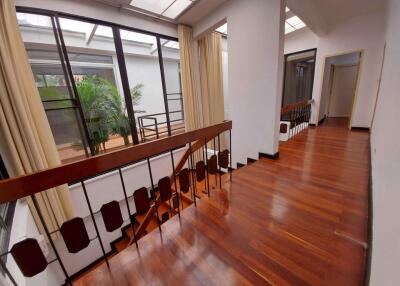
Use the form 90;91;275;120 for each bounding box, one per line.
284;28;318;54
370;0;400;284
16;0;177;38
284;10;386;128
193;0;285;163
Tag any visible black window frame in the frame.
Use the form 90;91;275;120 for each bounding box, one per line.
282;48;317;108
16;6;184;158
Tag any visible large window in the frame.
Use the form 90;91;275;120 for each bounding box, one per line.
17;9;184;162
282;49;316;107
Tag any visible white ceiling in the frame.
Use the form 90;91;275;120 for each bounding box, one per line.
177;0;228;25
287;0;387;35
312;0;386;26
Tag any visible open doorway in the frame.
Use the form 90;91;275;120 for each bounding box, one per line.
318;51;362;128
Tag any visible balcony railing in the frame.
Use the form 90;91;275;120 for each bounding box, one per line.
0;121;232;286
280;99;313;141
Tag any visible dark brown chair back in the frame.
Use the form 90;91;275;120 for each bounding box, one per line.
196;161;205;182
158;176;172;202
100;200;123;232
133;187;150;216
179;168;190;193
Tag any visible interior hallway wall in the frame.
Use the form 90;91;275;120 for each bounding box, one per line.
193;0;285;163
370;0;400;284
284;10;386;128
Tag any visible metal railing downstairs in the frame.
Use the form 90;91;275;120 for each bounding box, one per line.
280;99;313;141
0;120;232;286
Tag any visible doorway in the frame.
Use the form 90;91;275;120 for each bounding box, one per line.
318;51;361;128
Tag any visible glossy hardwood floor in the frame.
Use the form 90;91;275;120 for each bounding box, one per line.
74;118;370;286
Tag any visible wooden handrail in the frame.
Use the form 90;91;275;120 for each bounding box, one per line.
281;99;314;114
0;121;232;204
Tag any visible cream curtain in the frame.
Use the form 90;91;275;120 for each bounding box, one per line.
178;24;203;162
0;0;74;235
199;32;225;149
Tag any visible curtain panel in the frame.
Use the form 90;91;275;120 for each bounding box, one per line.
0;0;74;237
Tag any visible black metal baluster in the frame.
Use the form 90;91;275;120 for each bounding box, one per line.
147;158;161;232
218;133;222;189
30;195;72;285
170;149;181;218
204;137;210;196
118;168;138;248
81;180;109;268
213;137;218;187
229;130;232;182
188;142;197;207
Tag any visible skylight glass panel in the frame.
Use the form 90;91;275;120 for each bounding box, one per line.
162;0;192;19
130;0;196;19
130;0;175;14
286;16;304;28
285;23;295;34
216;23;227;35
285;16;306;34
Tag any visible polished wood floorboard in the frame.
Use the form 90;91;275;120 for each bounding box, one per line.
74;118;370;286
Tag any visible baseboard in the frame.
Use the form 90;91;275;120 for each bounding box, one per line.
258;152;280;160
236;162;245;169
364;138;373;286
318;115;326;125
247;158;257;164
351;126;370;132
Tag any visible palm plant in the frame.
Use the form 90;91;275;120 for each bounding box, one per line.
76;76;118;153
76;76;145;152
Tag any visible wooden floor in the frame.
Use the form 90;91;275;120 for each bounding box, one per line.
74;118;370;286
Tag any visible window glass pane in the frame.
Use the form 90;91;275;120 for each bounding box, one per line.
120;29;167;142
161;39;185;136
17;13;88;162
282;50;316;119
59;18;132;154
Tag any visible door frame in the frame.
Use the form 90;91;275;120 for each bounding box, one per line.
316;49;364;129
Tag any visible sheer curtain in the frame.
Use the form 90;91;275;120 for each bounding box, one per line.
0;0;74;236
178;24;204;162
199;32;225;148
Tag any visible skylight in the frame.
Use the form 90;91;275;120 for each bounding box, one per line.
129;0;197;19
216;23;227;35
285;16;306;35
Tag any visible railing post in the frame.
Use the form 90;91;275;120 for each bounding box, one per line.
213;137;218;187
81;180;109;268
155;118;159;139
188;142;197;207
229;129;232;182
170;149;181;217
147;158;162;232
218;133;222;189
204;137;210;197
30;194;72;285
118;168;138;248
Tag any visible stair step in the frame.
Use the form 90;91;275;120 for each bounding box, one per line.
237;162;245;169
247;158;257;164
